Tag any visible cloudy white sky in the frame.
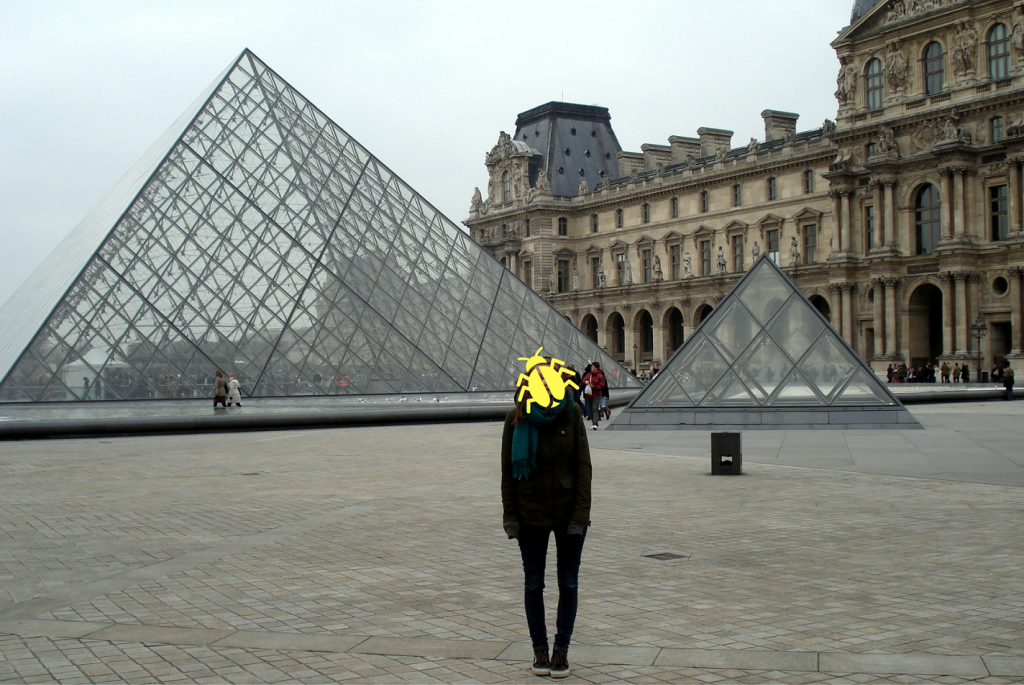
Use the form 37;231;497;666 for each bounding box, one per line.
0;0;852;306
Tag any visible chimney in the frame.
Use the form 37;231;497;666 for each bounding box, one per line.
697;127;734;158
668;136;701;163
762;110;800;142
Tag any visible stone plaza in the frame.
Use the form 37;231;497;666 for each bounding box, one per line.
1;399;1023;683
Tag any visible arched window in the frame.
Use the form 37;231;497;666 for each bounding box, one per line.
992;116;1005;142
915;184;941;255
615;208;624;228
988;23;1010;80
501;171;511;202
865;58;884;109
924;41;944;94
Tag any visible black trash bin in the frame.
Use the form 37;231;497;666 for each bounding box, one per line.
982;371;989;383
711;432;742;475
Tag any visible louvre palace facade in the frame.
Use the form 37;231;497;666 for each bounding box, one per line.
466;0;1024;377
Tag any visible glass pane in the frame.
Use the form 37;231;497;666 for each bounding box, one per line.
797;332;859;402
767;296;826;362
735;259;791;324
633;373;694;408
670;332;730;406
767;369;826;406
700;370;757;407
705;299;760;362
734;332;792;401
832;369;896;406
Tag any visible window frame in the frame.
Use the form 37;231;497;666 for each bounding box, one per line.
557;258;571;292
915;184;942;255
992;116;1005;142
671;197;679;218
990;183;1009;241
924;41;945;95
557;217;568;236
988;23;1010;80
766;228;780;264
865;58;884;110
523;260;533;288
804;170;815;194
615;208;624;228
865;204;875;251
732;184;742;207
802;224;818;265
501;171;511;202
700;190;709;213
670;244;681;280
590;213;598;233
642;203;650;224
731;234;744;272
699;239;712;277
767;177;777;201
616;252;626;286
641;248;653;283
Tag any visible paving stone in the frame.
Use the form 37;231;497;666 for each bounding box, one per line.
818;653;988;677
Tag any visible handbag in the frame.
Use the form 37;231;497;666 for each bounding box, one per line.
584;383;592;396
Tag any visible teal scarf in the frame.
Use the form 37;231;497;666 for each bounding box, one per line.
511;396;570;480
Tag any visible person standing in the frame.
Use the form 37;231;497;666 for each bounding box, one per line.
953;363;961;384
227;373;243;407
566;364;588;420
501;383;592;679
886;364;894;383
1004;364;1015;400
213;371;229;408
940;361;950;384
582;363;607;430
961;364;970;383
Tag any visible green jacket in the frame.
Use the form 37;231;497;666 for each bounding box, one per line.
501;404;592;527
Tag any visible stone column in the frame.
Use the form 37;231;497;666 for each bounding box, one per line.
873;182;885;247
1010;268;1024;355
872;279;884;358
884;277;898;357
650;305;666;367
953;169;966;238
842;284;854;345
828;285;842;336
1010;161;1022;234
954;273;968;355
939;273;954;356
830;192;842;252
884;182;897;250
595;308;607;352
622;305;636;370
941;170;954;240
841;192;852;252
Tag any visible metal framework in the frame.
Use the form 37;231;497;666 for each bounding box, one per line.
0;50;640;402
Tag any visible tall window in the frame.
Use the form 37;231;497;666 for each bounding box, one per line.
991;184;1009;241
731;234;744;272
591;214;598;233
700;240;712;277
616;208;623;228
767;177;778;201
992;116;1005;142
557;259;570;292
989;23;1010;80
865;58;884;110
642;249;652;283
803;224;817;265
501;171;511;202
591;257;600;288
924;41;945;94
915;184;941;255
733;184;742;207
525;218;531;237
558;217;568;236
700;190;709;213
671;197;679;218
767;228;780;264
616;252;626;285
865;205;875;251
642;203;650;223
523;261;532;288
670;244;681;279
804;170;815;194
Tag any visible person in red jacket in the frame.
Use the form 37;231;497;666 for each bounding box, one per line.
582;362;607;430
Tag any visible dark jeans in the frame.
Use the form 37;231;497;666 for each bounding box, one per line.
517;522;586;653
1007;386;1014;401
586;396;602;427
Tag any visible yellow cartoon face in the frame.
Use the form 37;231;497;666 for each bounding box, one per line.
515;347;580;413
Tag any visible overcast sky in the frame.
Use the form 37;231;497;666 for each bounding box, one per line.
0;0;852;306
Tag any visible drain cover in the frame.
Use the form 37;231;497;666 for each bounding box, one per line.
644;552;687;561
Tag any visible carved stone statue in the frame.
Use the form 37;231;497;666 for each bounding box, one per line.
939;109;965;142
885;41;910;92
572;267;580;291
835;56;857;105
1013;7;1024;58
822;119;837;135
878;124;899;155
623;258;633;286
596;262;606;288
751;241;761;259
952;22;978;77
747;138;759;154
784;129;796;144
549;272;557;294
578;179;589;195
716;247;727;274
789;236;801;266
535;167;550;191
653;255;663;282
715;146;729;161
683;253;694;278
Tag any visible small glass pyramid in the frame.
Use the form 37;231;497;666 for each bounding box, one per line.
612;255;919;430
0;50;640;402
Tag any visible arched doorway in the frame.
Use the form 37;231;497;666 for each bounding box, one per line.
695;304;714;326
581;314;598;343
809;295;832;323
908;283;943;366
636;310;654;363
666;307;685;353
608;312;625;361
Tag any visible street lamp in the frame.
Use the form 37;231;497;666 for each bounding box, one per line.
970;316;988;383
633;343;638;376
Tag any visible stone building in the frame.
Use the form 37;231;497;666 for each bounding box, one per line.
466;0;1024;378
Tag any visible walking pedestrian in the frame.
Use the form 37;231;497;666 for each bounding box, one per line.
501;382;592;679
566;364;588;420
940;361;950;384
213;371;229;408
227;373;242;407
582;363;607;430
961;364;970;383
953;363;961;384
1004;364;1015;400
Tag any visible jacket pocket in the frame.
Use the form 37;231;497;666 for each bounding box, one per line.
517;481;535;494
559;476;574;490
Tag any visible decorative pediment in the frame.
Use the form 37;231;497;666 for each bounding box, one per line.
633;234;657;247
584;244;604;256
608;239;630;253
553;247;576;258
691;225;716;249
757;213;785;228
723;220;748;236
793;207;824;223
485;131;540;167
661;230;685;244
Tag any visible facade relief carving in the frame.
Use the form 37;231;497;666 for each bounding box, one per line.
885;41;910;93
836;56;858;105
885;0;965;25
951;21;979;78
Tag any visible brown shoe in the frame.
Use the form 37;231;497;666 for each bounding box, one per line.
532;649;550;676
550;650;569;678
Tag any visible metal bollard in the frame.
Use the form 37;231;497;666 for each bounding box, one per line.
711;431;742;475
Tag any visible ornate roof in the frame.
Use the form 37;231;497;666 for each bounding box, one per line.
851;0;885;23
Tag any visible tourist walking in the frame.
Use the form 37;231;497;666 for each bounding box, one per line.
953;363;961;384
227;373;242;407
961;364;970;383
565;364;588;420
582;363;607;430
886;364;894;383
940;361;950;384
501;382;592;679
213;371;229;408
1004;364;1015;400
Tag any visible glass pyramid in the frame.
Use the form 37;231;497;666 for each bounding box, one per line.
611;255;919;430
0;50;640;403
